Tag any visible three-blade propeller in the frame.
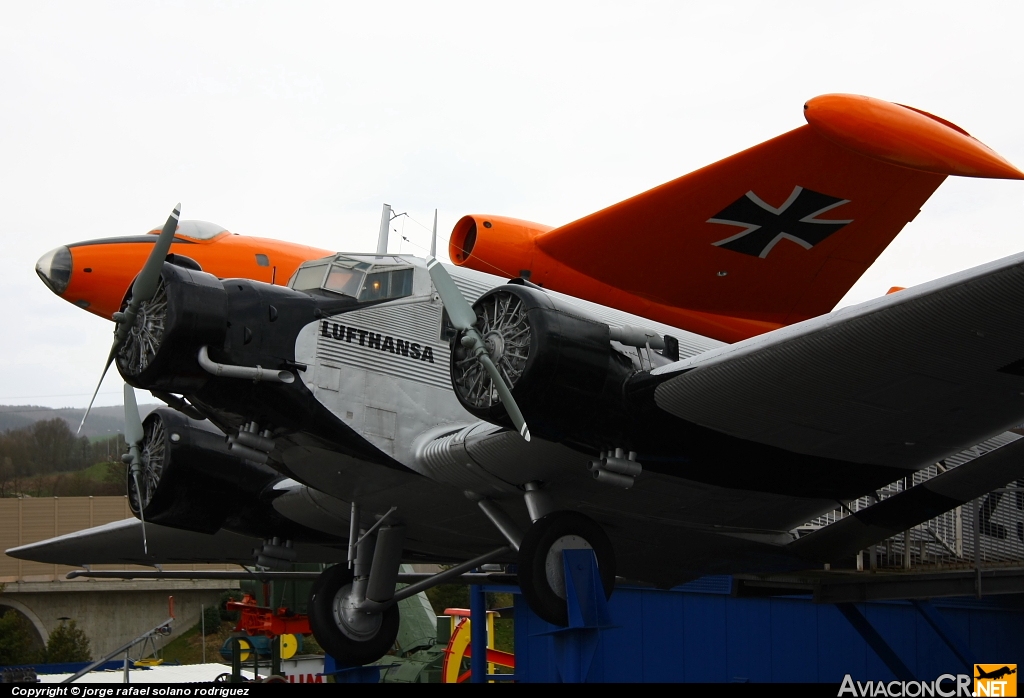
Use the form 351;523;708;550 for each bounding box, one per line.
426;257;530;441
78;204;180;434
77;204;179;556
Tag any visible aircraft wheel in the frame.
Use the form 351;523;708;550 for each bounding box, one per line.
307;564;400;666
516;510;616;626
305;570;330;643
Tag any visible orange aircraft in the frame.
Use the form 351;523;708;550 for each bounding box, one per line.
447;94;1024;342
38;94;1024;345
35;220;333;323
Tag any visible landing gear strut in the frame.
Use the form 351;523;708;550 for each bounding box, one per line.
307;517;405;667
307;564;401;666
475;483;616;627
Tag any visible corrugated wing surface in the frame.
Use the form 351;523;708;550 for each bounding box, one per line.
656;251;1024;469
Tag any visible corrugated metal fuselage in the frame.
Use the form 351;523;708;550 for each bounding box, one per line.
273;260;863;584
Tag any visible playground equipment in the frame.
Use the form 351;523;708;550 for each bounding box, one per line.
441;608;515;683
61;597;175;683
217;592;309;681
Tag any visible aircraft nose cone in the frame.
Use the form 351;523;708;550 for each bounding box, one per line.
36;245;73;295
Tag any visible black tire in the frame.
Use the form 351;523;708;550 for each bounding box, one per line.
307;564;400;666
517;510;616;626
305;567;331;645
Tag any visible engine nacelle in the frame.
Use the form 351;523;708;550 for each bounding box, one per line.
450;283;636;451
112;260;395;468
116;261;344;395
116;262;228;393
127;408;285;534
448;215;553;279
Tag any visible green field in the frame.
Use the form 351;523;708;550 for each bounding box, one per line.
80;461;118;481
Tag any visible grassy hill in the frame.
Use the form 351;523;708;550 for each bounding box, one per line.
0;404;160;439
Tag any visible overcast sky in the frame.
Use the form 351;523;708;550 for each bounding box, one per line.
3;1;1024;410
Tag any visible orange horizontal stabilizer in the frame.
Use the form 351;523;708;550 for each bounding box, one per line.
804;94;1024;180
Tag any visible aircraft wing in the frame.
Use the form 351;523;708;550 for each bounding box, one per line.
652;250;1024;470
5;518;346;567
535;95;1023;338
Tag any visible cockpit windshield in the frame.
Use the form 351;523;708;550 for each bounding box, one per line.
324;259;372;296
290;255;414;302
148;220;229;241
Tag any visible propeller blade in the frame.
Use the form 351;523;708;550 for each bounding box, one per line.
78;354;114;435
123;383;148;555
79;204;180;435
426;256;478;330
427;256;531;441
131;204;180;305
123;383;144;444
131;468;149;556
478;353;531;442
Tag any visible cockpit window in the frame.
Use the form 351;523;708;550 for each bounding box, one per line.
291;264;329;291
359;268;413;301
149;220;229;241
290;255;414;302
325;266;364;296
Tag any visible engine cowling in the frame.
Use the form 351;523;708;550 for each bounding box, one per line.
115;261;345;395
127;408;285;534
449;283;636;451
116;262;228;393
448;215;553;278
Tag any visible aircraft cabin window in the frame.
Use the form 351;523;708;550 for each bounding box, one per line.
255;254;270;267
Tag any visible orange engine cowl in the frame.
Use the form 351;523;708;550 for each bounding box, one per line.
448;215;553;278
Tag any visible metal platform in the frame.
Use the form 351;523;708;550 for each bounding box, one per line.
500;569;1024;683
733;566;1024;604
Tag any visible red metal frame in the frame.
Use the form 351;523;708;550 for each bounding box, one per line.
226;592;311;637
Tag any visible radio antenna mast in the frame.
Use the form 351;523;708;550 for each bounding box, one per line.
376;204;392;255
430;209;437;258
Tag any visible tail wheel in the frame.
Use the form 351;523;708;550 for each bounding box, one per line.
516;511;616;626
307;564;400;666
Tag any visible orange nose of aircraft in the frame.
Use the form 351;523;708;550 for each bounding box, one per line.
36;222;335;322
35;238;151;319
35;245;74;297
35;243;75;300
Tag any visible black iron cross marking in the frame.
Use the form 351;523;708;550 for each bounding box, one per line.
708;186;852;258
